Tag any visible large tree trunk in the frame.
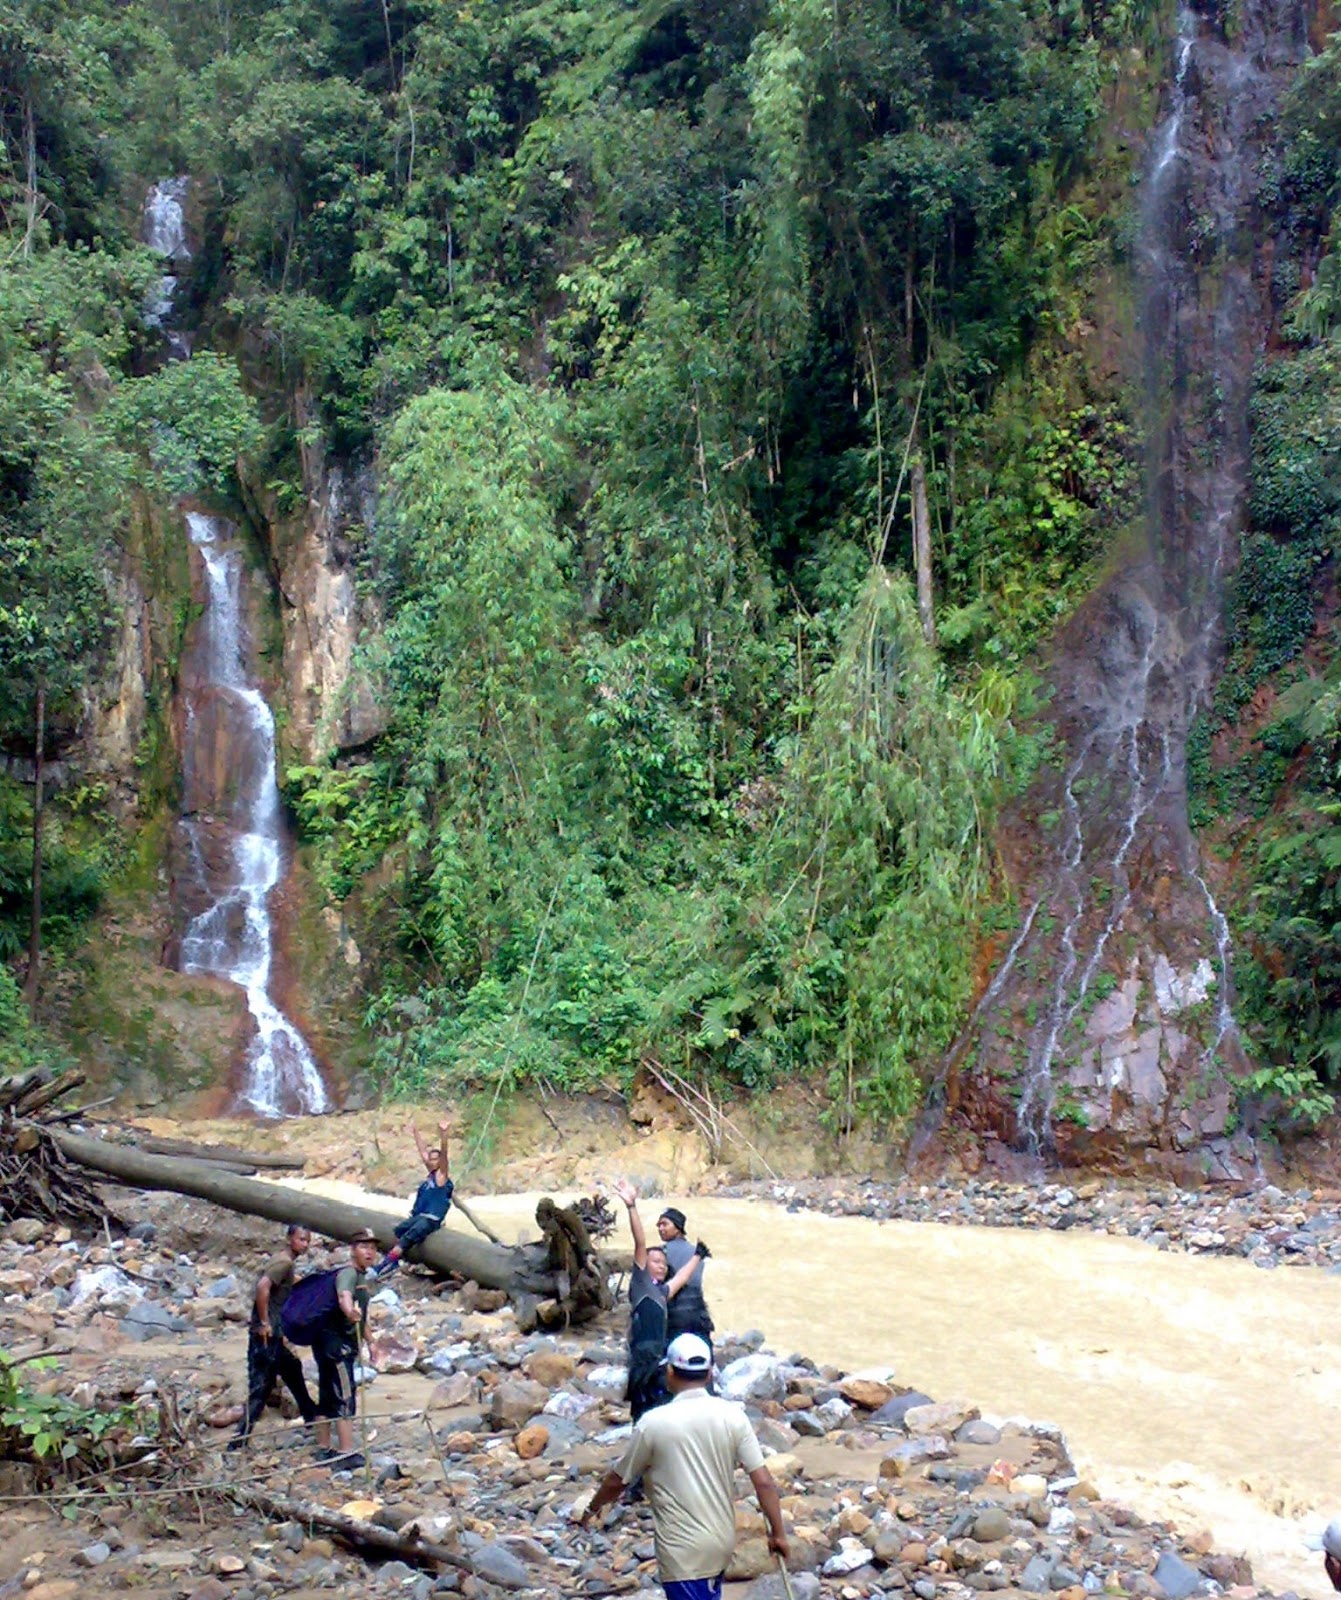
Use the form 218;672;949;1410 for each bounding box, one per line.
25;677;44;1016
50;1129;560;1295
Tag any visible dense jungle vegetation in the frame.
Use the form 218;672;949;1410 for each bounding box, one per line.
2;0;1340;1126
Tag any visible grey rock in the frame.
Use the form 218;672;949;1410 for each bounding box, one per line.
740;1574;821;1600
1051;1566;1082;1590
870;1390;934;1425
127;1221;157;1243
76;1542;112;1567
1021;1553;1059;1593
470;1542;531;1590
1152;1551;1203;1599
205;1275;238;1298
970;1507;1011;1543
720;1353;787;1404
956;1419;1002;1446
122;1300;189;1337
789;1410;828;1437
277;1522;306;1554
914;1582;938;1600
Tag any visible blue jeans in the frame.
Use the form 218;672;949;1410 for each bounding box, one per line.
663;1579;723;1600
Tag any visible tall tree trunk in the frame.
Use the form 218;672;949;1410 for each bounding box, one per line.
22;91;37;257
25;678;45;1017
910;453;936;647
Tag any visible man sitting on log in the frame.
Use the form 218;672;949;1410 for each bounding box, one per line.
372;1116;455;1278
228;1223;318;1451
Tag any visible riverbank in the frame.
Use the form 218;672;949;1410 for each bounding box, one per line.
0;1191;1309;1600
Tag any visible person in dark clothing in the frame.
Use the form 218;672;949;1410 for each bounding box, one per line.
229;1224;318;1449
372;1116;455;1277
314;1228;377;1468
656;1205;714;1345
614;1181;704;1423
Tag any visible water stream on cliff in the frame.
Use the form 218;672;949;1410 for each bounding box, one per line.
965;0;1306;1157
176;514;327;1116
142;178;326;1116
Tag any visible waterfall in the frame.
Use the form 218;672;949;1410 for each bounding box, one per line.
143;179;327;1116
177;515;328;1117
141;178;192;359
960;1;1307;1160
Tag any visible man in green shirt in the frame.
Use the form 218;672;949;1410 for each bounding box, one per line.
229;1224;317;1449
314;1228;377;1468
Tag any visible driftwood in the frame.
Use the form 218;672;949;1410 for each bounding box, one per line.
128;1134;306;1171
227;1485;471;1572
48;1130;613;1321
0;1120;109;1226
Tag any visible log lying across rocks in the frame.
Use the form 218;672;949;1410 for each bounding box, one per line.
226;1486;471;1573
47;1129;613;1324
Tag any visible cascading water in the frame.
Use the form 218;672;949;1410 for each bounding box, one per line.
141;178;192;359
955;0;1307;1166
142;180;327;1116
176;515;328;1117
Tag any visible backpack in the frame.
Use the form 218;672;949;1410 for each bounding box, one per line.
279;1269;340;1346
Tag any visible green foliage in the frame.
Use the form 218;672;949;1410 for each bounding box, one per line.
0;1350;144;1473
3;0;1166;1121
113;352;263;496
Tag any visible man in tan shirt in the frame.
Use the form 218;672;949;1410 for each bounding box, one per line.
580;1333;789;1600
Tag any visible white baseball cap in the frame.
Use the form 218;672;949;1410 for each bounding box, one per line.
1305;1518;1341;1556
663;1333;712;1374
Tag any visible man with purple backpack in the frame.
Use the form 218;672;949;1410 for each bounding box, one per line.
279;1227;378;1469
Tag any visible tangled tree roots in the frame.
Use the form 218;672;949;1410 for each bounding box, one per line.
0;1070;109;1228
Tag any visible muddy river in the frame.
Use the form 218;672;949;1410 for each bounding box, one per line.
288;1182;1335;1594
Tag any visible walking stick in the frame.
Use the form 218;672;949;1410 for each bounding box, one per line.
775;1552;795;1600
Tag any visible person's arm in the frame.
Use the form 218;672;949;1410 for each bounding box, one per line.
613;1180;647;1270
664;1250;699;1299
578;1468;626;1525
335;1268;363;1327
253;1274;274;1340
435;1119;452;1185
1326;1554;1341;1593
409;1118;433;1170
749;1466;789;1560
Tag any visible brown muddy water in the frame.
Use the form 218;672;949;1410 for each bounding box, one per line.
286;1181;1336;1595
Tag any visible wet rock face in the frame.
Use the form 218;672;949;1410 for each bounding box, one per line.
954;0;1309;1170
269;445;384;764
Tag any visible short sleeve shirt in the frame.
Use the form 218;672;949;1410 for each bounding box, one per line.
616;1388;766;1582
629;1262;668;1312
662;1235;702;1284
249;1251;296;1333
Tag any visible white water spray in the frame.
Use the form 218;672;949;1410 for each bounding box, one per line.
178;515;327;1116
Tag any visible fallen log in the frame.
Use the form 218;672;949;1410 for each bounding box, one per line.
48;1129;582;1302
127;1134;306;1172
226;1485;471;1572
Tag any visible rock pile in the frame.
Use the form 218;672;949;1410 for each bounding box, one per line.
0;1209;1292;1600
720;1177;1341;1271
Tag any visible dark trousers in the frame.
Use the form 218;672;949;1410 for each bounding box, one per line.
236;1330;317;1438
394;1212;443;1250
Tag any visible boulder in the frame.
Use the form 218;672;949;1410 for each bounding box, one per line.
840;1376;895;1410
514;1424;549;1459
489;1379;550;1429
720;1353;787;1404
903;1400;978;1437
523;1351;576;1387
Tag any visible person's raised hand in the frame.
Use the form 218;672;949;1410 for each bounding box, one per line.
612;1179;637;1207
